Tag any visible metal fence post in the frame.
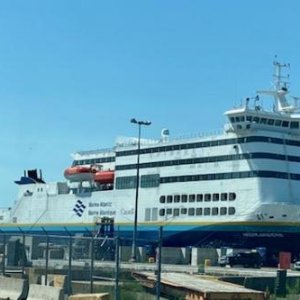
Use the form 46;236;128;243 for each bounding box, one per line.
18;227;26;277
156;226;163;300
42;227;49;285
114;236;120;300
0;230;6;276
68;234;73;295
64;227;73;295
90;236;95;293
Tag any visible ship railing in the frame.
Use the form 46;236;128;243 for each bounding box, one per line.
73;147;116;156
116;128;224;148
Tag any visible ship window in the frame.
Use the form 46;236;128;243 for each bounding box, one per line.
196;208;203;215
197;194;203;202
160;196;166;203
159;209;165;216
167;195;173;203
228;207;236;215
173;208;180;217
268;119;275;125
221;193;228;201
188;208;195;216
235;116;240;122
181;208;187;214
282;121;289;128
145;208;151;221
152;208;158;221
275;120;282;126
204;194;211;201
181;194;188;203
220;207;227;215
229;193;236;201
230;117;235;123
213;193;219;201
204;207;210;216
141;174;160;188
174;195;180;203
240;116;245;122
253;116;259;123
116;176;136;189
260;118;267;124
246;115;252;122
189;194;195;202
166;208;172;215
212;207;218;215
291;121;299;129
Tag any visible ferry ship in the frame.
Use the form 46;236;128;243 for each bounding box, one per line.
1;61;300;257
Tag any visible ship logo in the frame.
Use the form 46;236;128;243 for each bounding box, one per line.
73;200;86;217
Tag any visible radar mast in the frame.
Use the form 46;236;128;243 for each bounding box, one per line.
257;59;298;114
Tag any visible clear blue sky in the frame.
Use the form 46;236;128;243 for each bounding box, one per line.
1;0;300;207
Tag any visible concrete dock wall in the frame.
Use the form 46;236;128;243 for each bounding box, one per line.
0;276;29;300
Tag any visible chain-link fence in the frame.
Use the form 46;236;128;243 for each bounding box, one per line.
0;227;168;300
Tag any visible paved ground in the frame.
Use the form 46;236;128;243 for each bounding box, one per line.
30;259;300;278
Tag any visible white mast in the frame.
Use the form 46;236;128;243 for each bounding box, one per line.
257;60;297;114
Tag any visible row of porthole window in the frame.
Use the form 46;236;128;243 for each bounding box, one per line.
159;206;236;217
159;192;236;204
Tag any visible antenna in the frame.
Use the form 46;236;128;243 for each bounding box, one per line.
256;59;297;114
273;58;290;91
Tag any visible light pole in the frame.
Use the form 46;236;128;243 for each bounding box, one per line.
130;118;151;262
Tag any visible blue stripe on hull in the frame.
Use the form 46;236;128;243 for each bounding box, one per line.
1;223;300;252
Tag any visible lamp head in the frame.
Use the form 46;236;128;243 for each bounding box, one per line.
140;120;151;126
130;118;151;126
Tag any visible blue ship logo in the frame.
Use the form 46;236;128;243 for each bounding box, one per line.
73;200;86;217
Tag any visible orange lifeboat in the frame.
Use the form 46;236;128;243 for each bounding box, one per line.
94;170;114;184
64;166;97;182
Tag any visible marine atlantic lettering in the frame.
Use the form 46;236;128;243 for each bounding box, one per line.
88;202;115;216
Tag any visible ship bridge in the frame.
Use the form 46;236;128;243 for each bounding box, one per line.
225;60;300;135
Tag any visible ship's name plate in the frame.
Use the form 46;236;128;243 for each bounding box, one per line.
243;232;284;238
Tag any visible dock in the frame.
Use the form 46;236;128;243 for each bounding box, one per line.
133;271;266;300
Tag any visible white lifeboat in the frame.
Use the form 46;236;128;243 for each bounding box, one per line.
64;166;97;182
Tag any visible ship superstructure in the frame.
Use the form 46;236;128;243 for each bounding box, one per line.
2;61;300;255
